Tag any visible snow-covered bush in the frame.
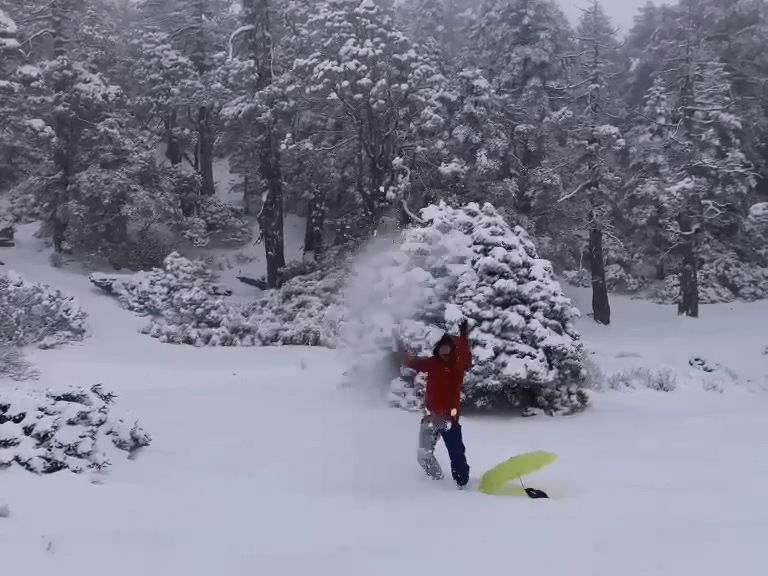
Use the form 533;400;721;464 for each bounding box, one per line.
243;267;344;346
651;259;768;305
0;271;88;348
343;201;589;416
0;384;151;474
705;258;768;301
91;251;343;347
561;268;591;289
604;263;648;292
563;263;647;293
90;251;222;316
104;233;175;272
651;271;733;305
687;356;738;389
605;367;677;392
176;197;252;247
582;353;606;391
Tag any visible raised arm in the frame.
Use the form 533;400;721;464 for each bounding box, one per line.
394;333;433;373
454;318;472;371
453;335;472;371
401;350;433;373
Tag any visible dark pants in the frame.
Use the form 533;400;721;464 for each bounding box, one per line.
417;417;470;487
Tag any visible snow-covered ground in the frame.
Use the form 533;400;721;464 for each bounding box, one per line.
2;224;768;576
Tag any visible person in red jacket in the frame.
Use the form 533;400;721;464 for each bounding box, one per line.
397;319;472;488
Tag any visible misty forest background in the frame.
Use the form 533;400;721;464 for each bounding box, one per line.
2;0;768;325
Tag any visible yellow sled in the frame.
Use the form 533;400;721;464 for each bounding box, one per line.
477;450;558;498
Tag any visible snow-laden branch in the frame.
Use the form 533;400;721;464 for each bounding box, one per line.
18;28;54;56
557;181;589;203
401;199;426;225
701;199;730;220
228;24;255;61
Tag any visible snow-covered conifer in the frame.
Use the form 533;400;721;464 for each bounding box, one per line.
0;270;88;348
345;201;588;415
0;384;151;474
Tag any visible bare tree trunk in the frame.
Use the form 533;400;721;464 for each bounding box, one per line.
677;212;698;317
304;186;325;255
355;129;371;233
259;127;286;287
49;0;76;253
51;120;71;253
165;108;182;166
243;176;250;215
243;0;285;285
589;224;611;325
197;106;215;196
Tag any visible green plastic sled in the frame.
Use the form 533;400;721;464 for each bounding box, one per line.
477;450;558;496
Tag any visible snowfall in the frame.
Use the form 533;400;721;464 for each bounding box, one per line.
2;218;768;576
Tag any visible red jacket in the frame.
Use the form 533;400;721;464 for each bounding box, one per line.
401;334;472;422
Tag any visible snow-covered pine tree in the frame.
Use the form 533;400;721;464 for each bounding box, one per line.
557;0;625;325
441;202;587;414
448;67;506;200
450;0;575;261
128;26;201;168
0;7;28;191
650;0;757;314
3;0;173;266
388;42;458;226
352;201;588;415
220;0;289;287
397;0;447;47
622;1;666;109
621;76;677;281
746;202;768;265
440;0;477;62
267;0;345;254
469;0;568;101
295;0;426;233
132;0;233;196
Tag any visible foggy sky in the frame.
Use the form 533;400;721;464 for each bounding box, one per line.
557;0;649;37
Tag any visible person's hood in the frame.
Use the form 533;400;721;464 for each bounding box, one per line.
432;332;455;358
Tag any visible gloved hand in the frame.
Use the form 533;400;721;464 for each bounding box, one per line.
459;318;469;337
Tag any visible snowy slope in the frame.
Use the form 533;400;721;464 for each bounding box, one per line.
568;287;768;392
2;228;768;576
